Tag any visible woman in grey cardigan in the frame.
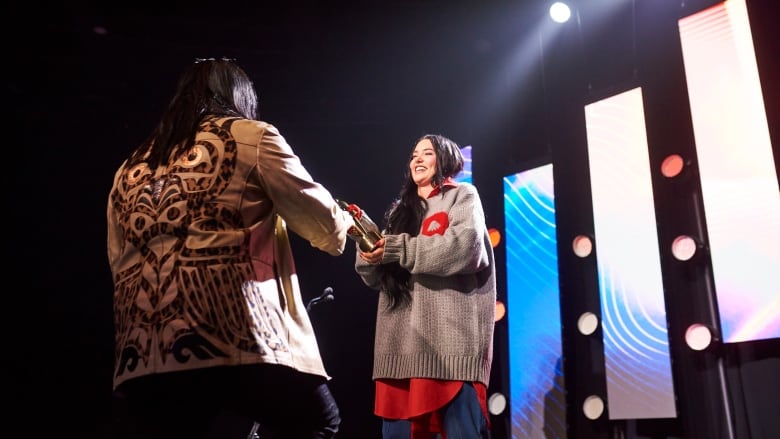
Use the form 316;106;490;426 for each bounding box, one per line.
355;134;497;438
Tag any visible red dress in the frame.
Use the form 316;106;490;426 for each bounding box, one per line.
375;378;488;439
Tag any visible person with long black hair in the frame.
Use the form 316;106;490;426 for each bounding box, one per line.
107;58;350;439
354;134;497;438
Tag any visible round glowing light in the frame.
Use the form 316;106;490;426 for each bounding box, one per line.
671;235;698;261
550;2;572;23
685;323;713;351
495;300;506;322
572;235;593;258
577;312;599;335
661;154;685;178
489;228;502;248
582;395;605;420
488;392;507;415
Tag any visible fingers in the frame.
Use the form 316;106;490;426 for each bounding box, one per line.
360;254;381;265
359;245;384;265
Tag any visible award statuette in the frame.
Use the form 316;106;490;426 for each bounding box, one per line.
335;199;383;252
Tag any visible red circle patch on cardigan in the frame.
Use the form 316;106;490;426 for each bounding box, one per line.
421;211;449;236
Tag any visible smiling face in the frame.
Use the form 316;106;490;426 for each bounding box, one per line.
410;138;438;194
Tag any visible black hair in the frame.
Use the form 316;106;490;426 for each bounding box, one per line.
127;57;258;168
377;134;464;309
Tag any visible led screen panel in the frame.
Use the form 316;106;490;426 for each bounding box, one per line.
679;0;780;343
504;164;566;438
584;87;677;419
455;145;473;184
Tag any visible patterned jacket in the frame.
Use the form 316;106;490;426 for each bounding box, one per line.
107;115;349;389
355;183;496;386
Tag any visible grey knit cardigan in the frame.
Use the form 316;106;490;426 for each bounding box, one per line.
355;182;496;386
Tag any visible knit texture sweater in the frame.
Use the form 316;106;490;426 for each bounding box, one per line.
355;183;496;386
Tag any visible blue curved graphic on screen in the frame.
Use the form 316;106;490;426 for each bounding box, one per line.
455;146;473;183
504;165;566;439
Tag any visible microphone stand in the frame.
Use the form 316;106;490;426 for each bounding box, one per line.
306;286;335;313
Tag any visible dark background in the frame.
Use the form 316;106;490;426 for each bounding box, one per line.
10;0;778;438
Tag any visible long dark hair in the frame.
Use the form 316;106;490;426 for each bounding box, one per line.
127;58;258;169
378;134;465;309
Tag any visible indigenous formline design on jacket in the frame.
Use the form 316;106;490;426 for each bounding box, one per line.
107;116;349;389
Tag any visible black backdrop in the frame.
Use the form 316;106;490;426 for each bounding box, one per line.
10;1;778;438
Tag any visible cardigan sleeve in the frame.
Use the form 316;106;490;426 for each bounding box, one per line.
354;242;383;289
382;184;491;277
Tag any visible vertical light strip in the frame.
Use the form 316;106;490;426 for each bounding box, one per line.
456;145;473;183
679;0;780;343
504;164;566;438
584;88;677;419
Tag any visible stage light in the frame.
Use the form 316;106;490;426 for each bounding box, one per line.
582;395;605;420
488;392;507;415
685;323;715;351
660;153;688;178
572;234;593;257
549;2;572;23
495;300;506;322
577;311;599;335
489;227;502;248
671;235;703;261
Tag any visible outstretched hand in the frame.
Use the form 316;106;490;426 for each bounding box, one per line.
359;238;386;265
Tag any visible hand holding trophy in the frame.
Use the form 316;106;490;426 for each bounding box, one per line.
335;199;383;252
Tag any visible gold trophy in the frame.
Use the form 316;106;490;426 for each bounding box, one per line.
336;199;383;252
